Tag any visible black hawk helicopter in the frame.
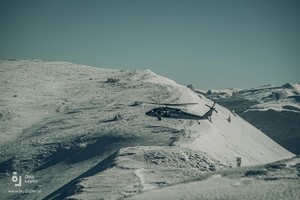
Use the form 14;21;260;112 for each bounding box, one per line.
144;102;218;124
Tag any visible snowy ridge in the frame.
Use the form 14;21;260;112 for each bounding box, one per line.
126;156;300;200
203;83;300;155
204;83;300;113
0;60;294;200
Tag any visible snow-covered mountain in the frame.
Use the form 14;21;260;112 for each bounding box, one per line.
201;83;300;155
0;60;294;200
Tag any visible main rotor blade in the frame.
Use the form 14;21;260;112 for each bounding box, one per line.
141;101;161;105
163;103;198;106
142;102;198;106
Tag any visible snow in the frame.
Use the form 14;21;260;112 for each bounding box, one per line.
203;82;300;155
292;83;300;94
205;83;300;113
126;156;300;200
0;60;295;200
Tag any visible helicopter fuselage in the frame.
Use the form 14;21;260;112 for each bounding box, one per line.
145;107;207;121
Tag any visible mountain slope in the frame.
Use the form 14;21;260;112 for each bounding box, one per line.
126;155;300;200
202;83;300;154
0;60;294;200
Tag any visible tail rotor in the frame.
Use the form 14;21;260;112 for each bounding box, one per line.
205;102;218;113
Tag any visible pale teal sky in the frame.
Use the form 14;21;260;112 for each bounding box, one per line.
0;0;299;89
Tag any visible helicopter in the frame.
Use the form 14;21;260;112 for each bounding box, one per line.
144;102;218;124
